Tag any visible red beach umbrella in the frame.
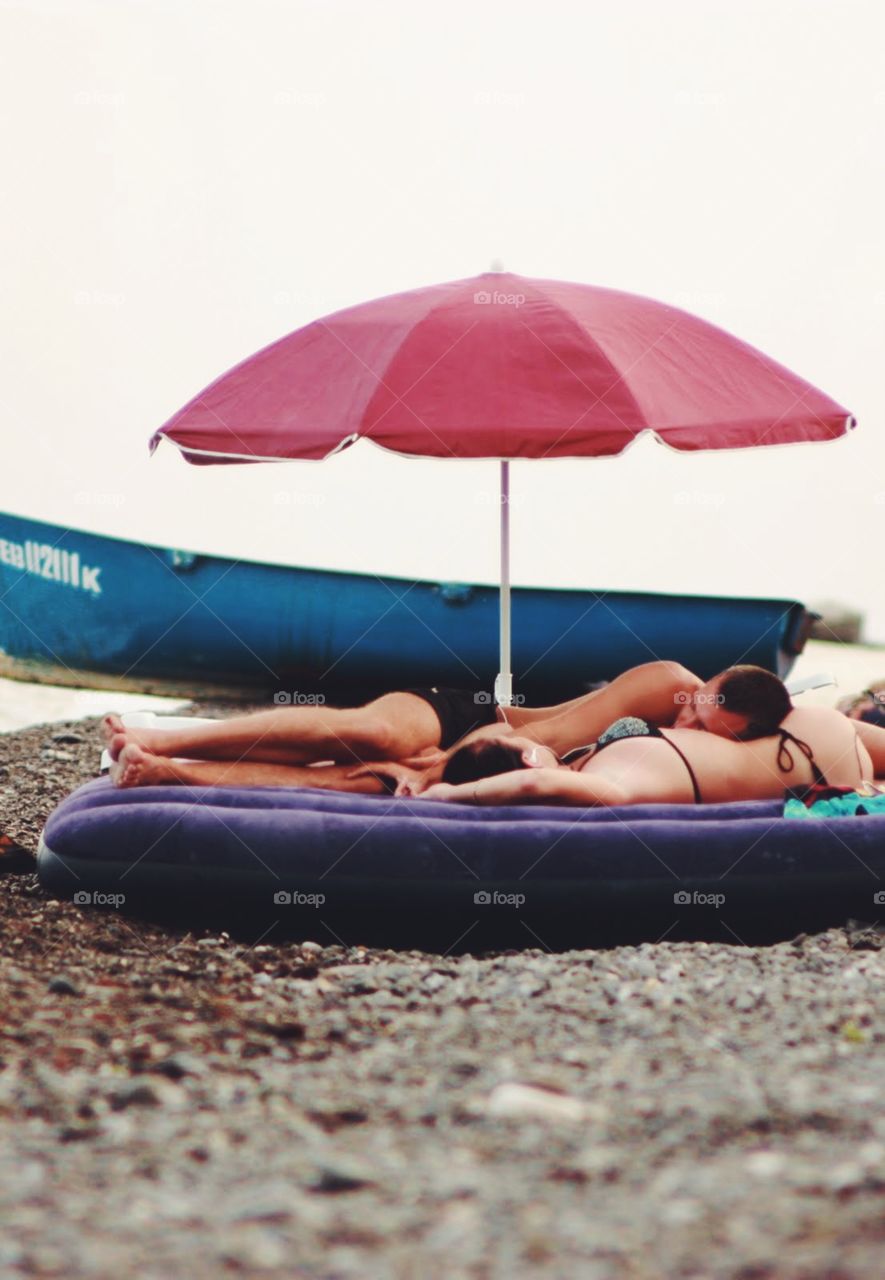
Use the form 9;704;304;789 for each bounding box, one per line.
151;271;855;701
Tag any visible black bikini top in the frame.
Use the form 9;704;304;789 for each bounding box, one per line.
559;720;831;805
774;728;830;788
561;717;703;805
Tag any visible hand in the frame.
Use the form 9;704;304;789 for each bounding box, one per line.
346;760;425;796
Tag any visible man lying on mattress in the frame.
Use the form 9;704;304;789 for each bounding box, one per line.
102;661;885;807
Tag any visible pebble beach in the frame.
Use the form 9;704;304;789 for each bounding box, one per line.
3;674;885;1278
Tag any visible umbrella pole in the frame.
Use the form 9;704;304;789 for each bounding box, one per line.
495;459;513;707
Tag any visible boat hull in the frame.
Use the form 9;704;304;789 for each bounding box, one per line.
0;512;813;700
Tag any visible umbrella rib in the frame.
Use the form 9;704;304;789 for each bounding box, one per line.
313;315;478;460
522;278;651;427
523;315;684;459
361;320;483;435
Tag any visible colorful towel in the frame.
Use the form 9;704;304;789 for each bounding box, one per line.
784;783;885;820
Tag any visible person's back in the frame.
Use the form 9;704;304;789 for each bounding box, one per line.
770;706;872;788
574;706;872;805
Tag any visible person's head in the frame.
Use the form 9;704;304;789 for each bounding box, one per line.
442;734;558;784
672;664;791;740
841;686;885;727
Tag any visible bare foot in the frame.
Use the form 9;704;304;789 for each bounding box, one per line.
100;713;125;746
110;743;175;789
101;715;166;755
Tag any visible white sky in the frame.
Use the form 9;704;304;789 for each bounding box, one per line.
3;0;885;636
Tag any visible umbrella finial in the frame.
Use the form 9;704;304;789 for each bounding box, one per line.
489;259;505;273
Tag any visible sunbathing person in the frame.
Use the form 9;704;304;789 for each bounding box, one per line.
420;696;878;807
104;659;703;786
109;665;815;796
839;684;885;729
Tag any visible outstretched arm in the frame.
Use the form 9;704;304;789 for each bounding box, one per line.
421;767;629;807
507;661;702;756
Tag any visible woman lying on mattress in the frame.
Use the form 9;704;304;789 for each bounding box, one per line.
106;665;885;806
104;658;702;791
422;671;883;807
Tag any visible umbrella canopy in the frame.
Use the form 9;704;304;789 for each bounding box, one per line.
150;271;853;463
151;271;855;703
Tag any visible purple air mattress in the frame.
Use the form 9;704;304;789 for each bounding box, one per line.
37;779;885;950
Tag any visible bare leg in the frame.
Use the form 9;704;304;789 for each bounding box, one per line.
502;661;702;757
102;692;441;766
111;743;388;793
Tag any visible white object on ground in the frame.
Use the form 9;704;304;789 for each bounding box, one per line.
0;675;189;736
785;672;836;696
484;1082;588;1123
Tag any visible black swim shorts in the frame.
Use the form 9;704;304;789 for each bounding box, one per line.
405;687;499;750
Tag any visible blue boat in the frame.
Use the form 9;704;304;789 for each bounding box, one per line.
0;511;814;701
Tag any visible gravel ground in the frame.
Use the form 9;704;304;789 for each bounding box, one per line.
2;710;885;1279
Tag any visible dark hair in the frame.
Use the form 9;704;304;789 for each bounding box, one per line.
859;699;885;728
442;739;528;785
717;665;791;739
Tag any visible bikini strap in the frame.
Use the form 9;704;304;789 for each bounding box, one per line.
659;732;703;804
776;729;829;787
